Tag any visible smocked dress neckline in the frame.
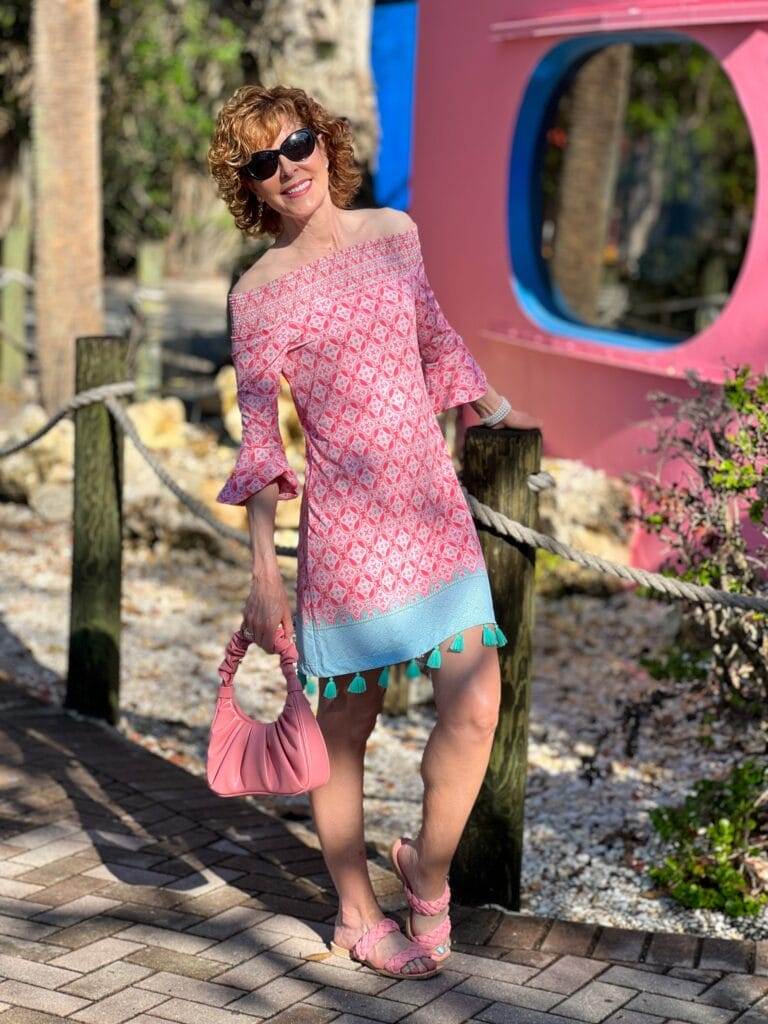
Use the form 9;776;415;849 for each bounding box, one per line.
228;224;419;308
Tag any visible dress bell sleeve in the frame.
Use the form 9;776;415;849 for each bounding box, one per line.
215;328;300;506
413;245;489;415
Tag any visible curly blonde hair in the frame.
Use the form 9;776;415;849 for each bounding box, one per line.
207;84;363;239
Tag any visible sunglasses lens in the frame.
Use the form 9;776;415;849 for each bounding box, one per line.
243;128;316;181
246;152;278;181
282;128;315;162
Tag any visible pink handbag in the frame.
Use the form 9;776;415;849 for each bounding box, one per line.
206;623;330;797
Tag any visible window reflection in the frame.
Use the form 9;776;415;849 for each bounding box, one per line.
539;41;755;341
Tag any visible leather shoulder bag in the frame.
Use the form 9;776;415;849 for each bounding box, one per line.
206;623;330;797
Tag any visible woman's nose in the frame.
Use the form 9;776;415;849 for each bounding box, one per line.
278;153;300;174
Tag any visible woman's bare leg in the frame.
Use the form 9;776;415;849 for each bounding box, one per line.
310;666;436;973
395;624;502;942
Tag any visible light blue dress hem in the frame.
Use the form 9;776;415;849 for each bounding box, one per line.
292;566;497;679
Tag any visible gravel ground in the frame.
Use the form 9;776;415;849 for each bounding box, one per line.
1;498;766;941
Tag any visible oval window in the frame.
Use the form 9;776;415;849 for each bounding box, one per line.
539;40;756;342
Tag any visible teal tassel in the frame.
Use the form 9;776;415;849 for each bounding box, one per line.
426;645;442;669
347;672;367;694
482;623;498;646
449;631;464;653
494;624;508;647
322;677;337;699
405;658;421;678
377;666;390;689
305;679;317;695
298;670;308;688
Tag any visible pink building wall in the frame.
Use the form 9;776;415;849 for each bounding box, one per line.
409;1;768;568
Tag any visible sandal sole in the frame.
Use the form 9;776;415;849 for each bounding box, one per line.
328;940;440;978
389;835;453;962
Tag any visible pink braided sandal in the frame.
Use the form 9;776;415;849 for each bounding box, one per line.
328;916;440;978
389;835;452;962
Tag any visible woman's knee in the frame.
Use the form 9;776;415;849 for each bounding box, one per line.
439;688;501;741
431;626;502;732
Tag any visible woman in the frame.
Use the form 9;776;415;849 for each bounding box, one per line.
208;85;542;980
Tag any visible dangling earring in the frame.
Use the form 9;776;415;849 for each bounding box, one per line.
256;197;264;220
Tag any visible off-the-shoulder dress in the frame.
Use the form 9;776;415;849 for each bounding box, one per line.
218;224;507;697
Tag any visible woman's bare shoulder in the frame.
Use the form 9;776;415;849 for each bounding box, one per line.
230;246;290;296
365;206;417;238
332;206;416;244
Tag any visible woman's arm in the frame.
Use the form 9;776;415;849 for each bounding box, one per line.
400;211;543;430
216;322;299;653
245;482;283;581
240;483;294;652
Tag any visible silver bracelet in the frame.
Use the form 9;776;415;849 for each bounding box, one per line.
480;396;511;427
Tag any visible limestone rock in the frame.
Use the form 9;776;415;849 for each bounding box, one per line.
27;482;73;523
0;403;73;501
0;447;37;501
534;456;633;597
538;456;631;545
125;396;188;449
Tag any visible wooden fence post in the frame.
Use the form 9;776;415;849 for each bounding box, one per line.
65;335;129;724
133;239;165;400
0;156;32;389
451;425;541;909
382;662;410;716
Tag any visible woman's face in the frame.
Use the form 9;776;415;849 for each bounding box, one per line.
246;117;328;223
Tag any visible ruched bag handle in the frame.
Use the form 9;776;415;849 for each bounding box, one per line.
217;623;302;695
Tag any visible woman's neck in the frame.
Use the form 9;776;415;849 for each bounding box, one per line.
274;207;361;257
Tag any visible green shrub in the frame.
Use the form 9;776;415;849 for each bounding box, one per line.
631;364;768;715
648;758;768;917
639;643;710;684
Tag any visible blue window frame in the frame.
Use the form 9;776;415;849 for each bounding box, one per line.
509;30;713;352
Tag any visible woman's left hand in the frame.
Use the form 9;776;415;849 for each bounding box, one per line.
492;406;543;431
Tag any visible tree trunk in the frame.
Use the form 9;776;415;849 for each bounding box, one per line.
551;44;632;324
31;0;103;414
252;0;378;170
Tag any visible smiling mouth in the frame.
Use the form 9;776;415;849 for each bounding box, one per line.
282;179;311;196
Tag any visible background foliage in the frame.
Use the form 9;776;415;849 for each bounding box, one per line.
0;0;248;271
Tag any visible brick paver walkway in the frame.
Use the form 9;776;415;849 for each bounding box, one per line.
0;679;766;1023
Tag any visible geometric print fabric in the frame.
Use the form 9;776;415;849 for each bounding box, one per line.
218;224;498;678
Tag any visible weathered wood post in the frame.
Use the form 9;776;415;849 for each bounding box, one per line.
65;336;129;724
382;662;410;716
133;239;165;400
452;425;542;909
0;159;32;389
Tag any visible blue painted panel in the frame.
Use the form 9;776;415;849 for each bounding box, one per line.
509;31;694;352
371;1;418;210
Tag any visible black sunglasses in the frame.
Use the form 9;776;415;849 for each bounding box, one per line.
242;127;317;181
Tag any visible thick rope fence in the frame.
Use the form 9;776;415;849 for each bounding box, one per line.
3;380;768;613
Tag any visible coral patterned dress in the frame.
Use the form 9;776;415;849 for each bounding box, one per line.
217;224;507;698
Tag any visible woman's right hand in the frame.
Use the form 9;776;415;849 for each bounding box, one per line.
241;572;294;654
